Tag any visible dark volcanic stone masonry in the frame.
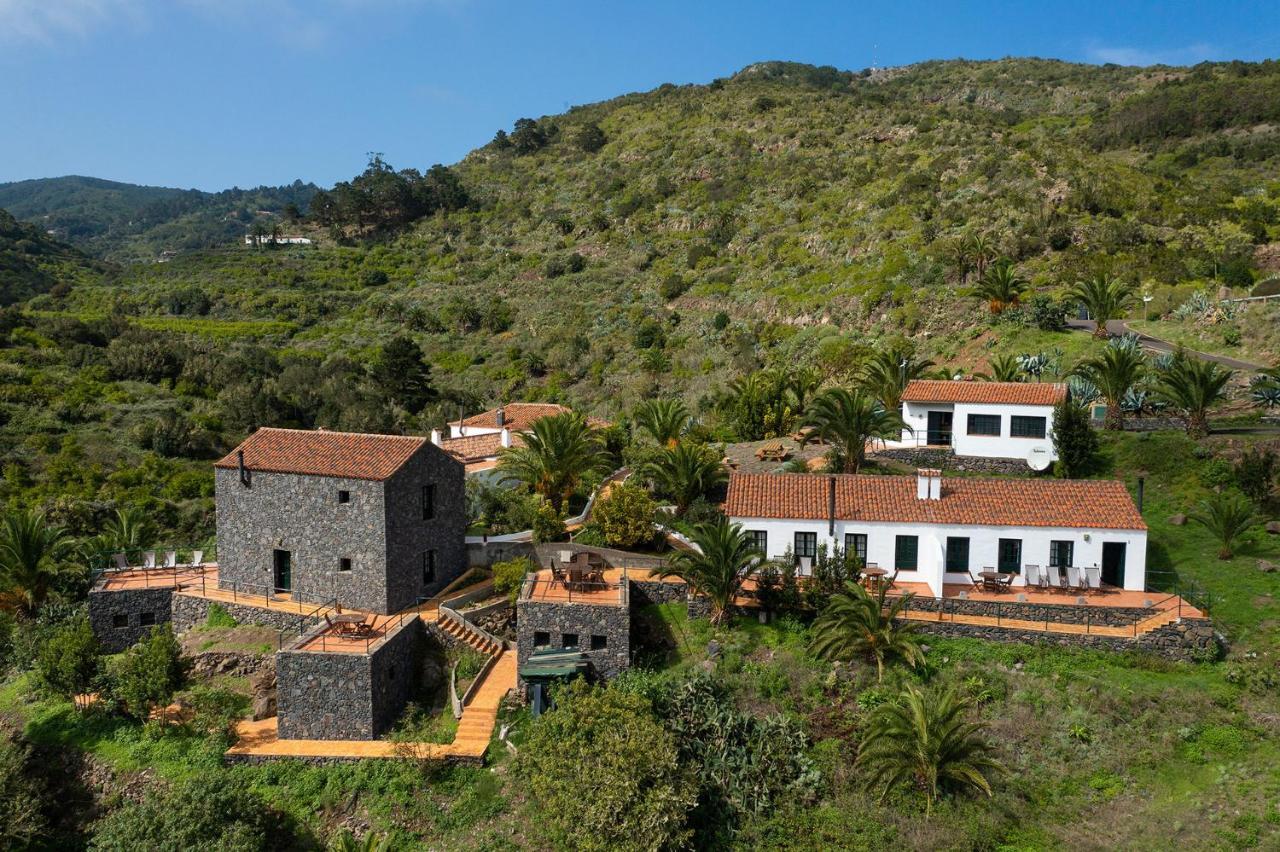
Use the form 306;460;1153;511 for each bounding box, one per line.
88;587;174;653
516;598;631;681
214;441;465;614
276;617;420;740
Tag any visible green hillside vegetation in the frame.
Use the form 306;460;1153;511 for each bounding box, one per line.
0;175;318;261
0;209;104;305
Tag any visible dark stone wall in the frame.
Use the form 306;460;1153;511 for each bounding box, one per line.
871;447;1035;475
170;593;323;636
630;580;687;607
900;595;1152;628
383;445;467;611
214;467;389;611
516;599;630;681
88;587;174;653
902;616;1220;662
276;617;421;740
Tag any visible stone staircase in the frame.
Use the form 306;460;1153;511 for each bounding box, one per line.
438;611;504;655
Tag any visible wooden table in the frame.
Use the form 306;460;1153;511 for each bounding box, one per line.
862;566;888;590
978;570;1012;592
329;613;367;634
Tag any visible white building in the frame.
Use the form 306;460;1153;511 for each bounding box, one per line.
244;235;313;246
890;379;1065;466
431;403;609;481
724;470;1147;595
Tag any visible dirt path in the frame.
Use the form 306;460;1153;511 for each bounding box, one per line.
1067;318;1267;371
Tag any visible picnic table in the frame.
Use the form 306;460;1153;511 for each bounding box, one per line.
755;441;790;462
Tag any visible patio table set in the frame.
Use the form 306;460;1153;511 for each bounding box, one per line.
323;611;378;639
971;565;1105;594
550;550;608;591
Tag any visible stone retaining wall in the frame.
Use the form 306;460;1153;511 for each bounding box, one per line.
899;595;1151;628
630;580;687;607
516;598;630;681
903;616;1220;662
171;593;323;636
88;587;174;653
277;617;420;740
870;448;1035;475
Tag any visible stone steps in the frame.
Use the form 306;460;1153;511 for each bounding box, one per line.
439;614;501;655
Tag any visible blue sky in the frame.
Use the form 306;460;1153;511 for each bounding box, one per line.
2;0;1278;191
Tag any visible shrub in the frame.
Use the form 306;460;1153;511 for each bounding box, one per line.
1235;447;1277;504
0;735;45;847
592;483;658;549
531;499;568;544
1051;399;1099;479
88;776;277;851
658;274;689;301
107;624;184;721
205;603;238;628
32;617;99;705
711;312;730;331
359;269;389;287
185;686;249;737
516;680;696;852
575;123;607;153
492;557;534;602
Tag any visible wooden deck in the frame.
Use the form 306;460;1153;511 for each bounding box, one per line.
293;613;416;654
522;570;627;605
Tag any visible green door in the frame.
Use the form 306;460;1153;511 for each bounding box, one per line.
998;539;1022;575
272;549;292;593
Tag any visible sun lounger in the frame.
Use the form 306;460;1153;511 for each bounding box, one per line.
143;551;156;569
163;551;177;569
189;550;203;568
112;553;128;571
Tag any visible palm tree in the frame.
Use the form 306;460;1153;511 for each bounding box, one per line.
861;346;936;413
970;259;1028;315
1073;345;1145;431
966;233;996;280
786;366;823;418
809;582;924;682
658;517;761;625
1070;275;1134;339
980;354;1021;382
497;411;604;514
638;442;727;516
633;398;693;448
802;388;907;474
1154;354;1233;439
1189;492;1257;559
857;684;1005;815
0;509;75;616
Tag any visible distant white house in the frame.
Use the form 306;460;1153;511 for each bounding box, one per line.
244;235;312;246
883;379;1065;467
723;470;1148;595
431;403;610;482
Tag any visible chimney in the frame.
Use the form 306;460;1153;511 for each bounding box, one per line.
501;427;512;448
237;450;251;487
827;475;836;537
916;468;941;501
430;429;441;446
496;407;505;428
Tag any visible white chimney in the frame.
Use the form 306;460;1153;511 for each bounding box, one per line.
500;427;512;448
430;429;441;446
916;469;942;501
496;407;505;428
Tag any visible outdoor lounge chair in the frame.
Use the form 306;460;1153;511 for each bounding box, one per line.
189;550;203;568
143;551;156;569
1085;566;1103;592
1065;565;1082;592
796;556;813;577
1023;564;1041;588
163;551;177;569
968;569;984;589
112;553;128;571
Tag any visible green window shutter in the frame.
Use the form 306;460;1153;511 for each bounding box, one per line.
895;535;919;570
945;536;970;572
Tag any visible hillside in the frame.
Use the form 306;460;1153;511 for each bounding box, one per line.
0;57;1278;541
0;175;318;261
0;208;104;305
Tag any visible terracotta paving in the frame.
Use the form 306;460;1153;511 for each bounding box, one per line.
293;613;416;654
522;570;626;605
226;650;516;762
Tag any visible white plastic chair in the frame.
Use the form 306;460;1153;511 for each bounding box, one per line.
189;550;204;568
1065;565;1081;591
143;551;156;569
1023;564;1041;588
797;556;813;577
163;551;177;568
1086;566;1102;591
112;553;128;571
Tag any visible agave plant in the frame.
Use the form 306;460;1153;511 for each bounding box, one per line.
1065;375;1100;406
1016;352;1050;382
1249;369;1280;409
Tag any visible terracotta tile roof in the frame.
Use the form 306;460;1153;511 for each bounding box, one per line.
902;379;1066;406
724;473;1146;531
214;428;432;481
458;402;609;431
436;432;525;464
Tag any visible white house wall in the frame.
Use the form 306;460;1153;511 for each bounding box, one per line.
900;400;1058;463
730;516;1147;594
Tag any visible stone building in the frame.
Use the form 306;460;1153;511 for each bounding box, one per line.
515;574;631;689
214;428;466;614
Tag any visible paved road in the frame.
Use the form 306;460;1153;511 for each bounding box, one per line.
1066;318;1267;371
